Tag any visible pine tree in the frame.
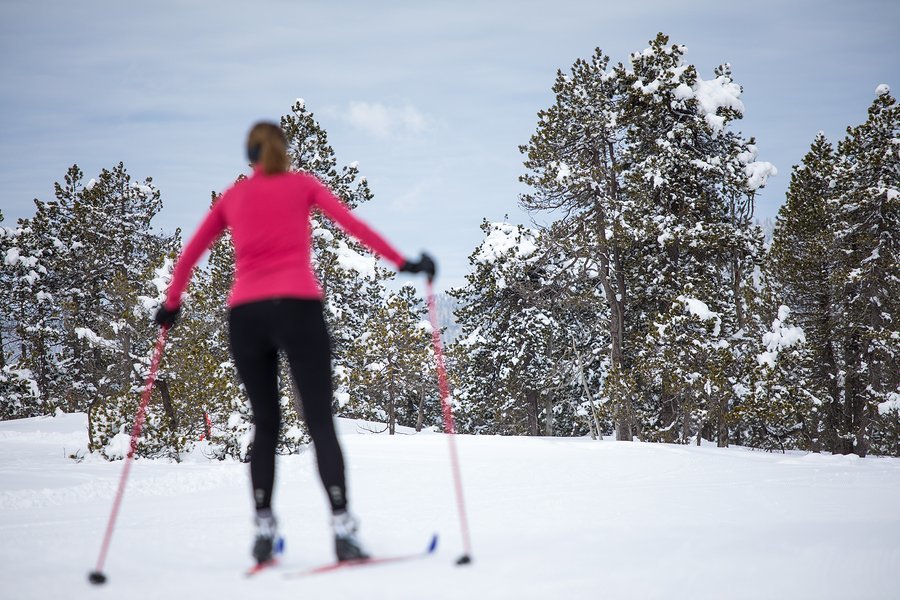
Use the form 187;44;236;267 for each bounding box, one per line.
2;203;65;417
829;85;899;456
340;285;436;434
618;35;772;447
769;133;840;451
63;164;174;408
738;304;812;452
635;291;733;444
450;221;596;437
0;210;44;419
517;34;774;444
518;46;638;439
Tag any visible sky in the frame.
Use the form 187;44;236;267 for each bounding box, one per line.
1;0;897;291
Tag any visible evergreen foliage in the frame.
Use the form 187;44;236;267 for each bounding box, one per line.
450;220;606;437
510;34;772;445
768;86;899;456
339;285;437;434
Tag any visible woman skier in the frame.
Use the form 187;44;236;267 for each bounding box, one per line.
154;121;435;565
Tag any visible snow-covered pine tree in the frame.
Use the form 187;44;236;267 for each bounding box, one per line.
737;304;812;452
518;47;639;440
768;133;840;451
829;85;899;457
450;221;595;436
0;199;67;418
451;222;542;435
339;285;436;434
1;163;180;425
518;34;774;445
635;292;733;445
0;210;45;419
617;34;773;446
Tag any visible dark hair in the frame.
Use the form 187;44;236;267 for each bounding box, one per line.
247;122;290;174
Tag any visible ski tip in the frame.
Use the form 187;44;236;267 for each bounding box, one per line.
245;559;278;577
427;533;439;553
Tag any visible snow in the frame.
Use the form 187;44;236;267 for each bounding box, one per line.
312;227;335;242
333;240;377;279
758;306;805;369
879;391;900;416
679;296;715;321
74;327;119;351
4;246;20;265
475;223;538;264
876;83;890;96
673;83;693;101
692;74;744;133
745;161;778;191
2;413;900;599
104;431;134;460
132;183;154;196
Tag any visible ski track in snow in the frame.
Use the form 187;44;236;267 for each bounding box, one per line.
2;413;900;600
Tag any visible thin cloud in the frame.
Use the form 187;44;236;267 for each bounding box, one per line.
343;102;430;139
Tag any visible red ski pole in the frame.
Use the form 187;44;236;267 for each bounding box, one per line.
425;279;473;565
89;326;169;586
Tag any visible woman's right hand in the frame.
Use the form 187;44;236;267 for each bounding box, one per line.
400;253;437;281
154;304;181;328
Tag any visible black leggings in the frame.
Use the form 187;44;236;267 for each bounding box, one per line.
228;298;347;514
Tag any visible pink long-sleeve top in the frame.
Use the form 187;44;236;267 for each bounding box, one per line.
164;169;405;310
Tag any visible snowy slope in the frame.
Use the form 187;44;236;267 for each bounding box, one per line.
2;412;899;600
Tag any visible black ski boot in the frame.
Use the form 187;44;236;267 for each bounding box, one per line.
252;511;279;564
332;511;369;562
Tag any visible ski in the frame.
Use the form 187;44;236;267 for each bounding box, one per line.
284;534;439;579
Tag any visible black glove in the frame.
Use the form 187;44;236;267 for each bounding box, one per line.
400;252;437;281
154;304;181;328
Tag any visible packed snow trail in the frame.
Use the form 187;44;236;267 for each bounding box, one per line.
2;413;900;599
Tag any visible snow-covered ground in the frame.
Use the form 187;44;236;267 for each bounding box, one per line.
2;412;899;600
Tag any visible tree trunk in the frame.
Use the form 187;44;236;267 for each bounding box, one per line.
157;378;178;432
731;254;746;330
571;336;602;440
717;392;729;448
544;394;554;436
681;396;692;444
388;378;396;435
525;389;539;436
415;385;426;432
597;249;630;441
842;336;861;455
121;328;131;396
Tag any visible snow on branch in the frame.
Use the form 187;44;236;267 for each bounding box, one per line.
475;222;539;264
74;327;120;352
333;239;377;279
758;306;805;369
